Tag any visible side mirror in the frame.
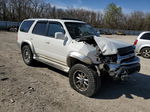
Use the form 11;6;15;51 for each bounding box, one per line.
55;32;65;40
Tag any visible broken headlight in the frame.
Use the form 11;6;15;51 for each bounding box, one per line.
95;46;117;63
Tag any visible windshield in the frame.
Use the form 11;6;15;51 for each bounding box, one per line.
65;22;99;39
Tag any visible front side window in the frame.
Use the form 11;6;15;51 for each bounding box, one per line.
141;33;150;40
32;21;48;36
65;22;98;39
20;20;34;32
47;22;65;37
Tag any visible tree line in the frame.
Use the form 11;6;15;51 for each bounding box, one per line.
0;0;150;31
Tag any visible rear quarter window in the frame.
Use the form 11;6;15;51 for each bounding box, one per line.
140;33;150;40
20;20;34;32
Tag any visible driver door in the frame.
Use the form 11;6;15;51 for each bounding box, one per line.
44;22;67;64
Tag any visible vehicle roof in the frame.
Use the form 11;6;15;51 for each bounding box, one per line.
141;31;150;34
23;18;85;23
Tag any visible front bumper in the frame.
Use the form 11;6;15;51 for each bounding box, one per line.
106;57;140;80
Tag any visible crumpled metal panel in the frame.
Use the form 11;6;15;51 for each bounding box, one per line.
94;36;131;55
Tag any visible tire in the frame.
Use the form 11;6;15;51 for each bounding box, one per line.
141;47;150;58
69;64;101;97
21;45;35;66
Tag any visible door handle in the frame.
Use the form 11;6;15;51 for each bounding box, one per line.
45;42;50;44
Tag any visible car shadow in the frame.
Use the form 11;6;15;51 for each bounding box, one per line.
32;62;150;99
96;73;150;99
32;61;68;77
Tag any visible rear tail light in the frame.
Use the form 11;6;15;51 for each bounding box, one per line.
134;39;138;45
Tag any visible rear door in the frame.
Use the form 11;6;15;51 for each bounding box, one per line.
31;20;49;56
140;33;150;45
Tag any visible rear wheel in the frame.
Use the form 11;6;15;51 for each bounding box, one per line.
21;45;35;66
141;48;150;58
69;64;101;97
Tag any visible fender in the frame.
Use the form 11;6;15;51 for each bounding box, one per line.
67;52;92;67
21;40;36;54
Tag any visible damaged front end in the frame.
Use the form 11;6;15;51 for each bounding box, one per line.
76;35;140;81
97;45;140;81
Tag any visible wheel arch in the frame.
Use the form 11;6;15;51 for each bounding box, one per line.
21;40;35;54
140;45;150;53
67;52;92;68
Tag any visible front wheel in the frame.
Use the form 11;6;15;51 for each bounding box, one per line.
69;64;101;97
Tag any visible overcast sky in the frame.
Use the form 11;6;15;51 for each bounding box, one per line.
47;0;150;13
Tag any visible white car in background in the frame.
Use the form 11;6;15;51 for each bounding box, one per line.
134;31;150;58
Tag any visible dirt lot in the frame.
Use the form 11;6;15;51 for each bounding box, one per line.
0;32;150;112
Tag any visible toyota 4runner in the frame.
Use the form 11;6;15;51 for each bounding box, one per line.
17;18;140;97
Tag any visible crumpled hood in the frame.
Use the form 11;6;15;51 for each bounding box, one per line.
94;36;132;55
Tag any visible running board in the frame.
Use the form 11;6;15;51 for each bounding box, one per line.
34;56;69;72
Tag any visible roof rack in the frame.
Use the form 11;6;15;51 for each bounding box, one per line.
61;18;82;21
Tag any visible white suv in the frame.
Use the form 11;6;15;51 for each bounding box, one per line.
18;18;140;97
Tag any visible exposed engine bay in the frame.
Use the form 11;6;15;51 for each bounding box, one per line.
76;35;118;63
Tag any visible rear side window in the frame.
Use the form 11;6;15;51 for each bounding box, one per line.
141;33;150;40
47;22;65;37
32;21;48;36
20;20;34;32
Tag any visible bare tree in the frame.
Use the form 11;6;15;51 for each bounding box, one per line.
0;1;149;31
144;13;150;30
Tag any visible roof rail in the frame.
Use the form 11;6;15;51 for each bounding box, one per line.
61;18;82;21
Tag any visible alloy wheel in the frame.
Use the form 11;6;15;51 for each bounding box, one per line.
73;70;89;91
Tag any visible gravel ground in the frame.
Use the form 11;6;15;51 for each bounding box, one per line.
0;32;150;112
